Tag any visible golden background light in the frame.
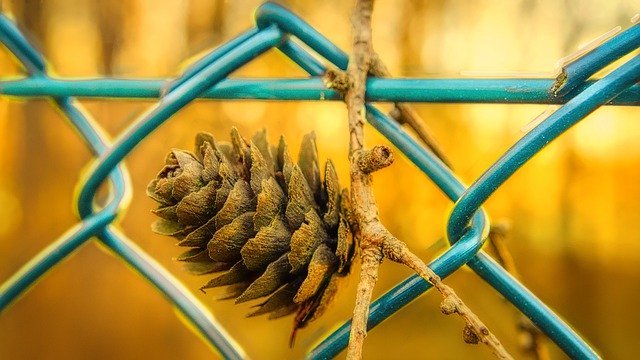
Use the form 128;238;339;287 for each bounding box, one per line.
1;0;639;359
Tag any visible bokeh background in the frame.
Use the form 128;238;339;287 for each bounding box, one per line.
1;0;640;359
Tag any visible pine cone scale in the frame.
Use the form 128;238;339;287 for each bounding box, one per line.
151;204;179;222
241;217;291;271
297;133;322;202
293;243;338;304
285;165;316;229
150;218;183;236
178;219;214;247
288;210;329;273
213;180;255;228
175;180;218;225
208;211;256;263
236;252;293;303
201;261;251;289
253;177;285;231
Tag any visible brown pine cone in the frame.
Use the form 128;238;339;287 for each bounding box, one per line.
147;128;355;344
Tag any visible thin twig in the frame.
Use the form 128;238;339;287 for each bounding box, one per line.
358;145;394;174
487;222;519;277
382;235;513;360
347;246;383;360
341;0;512;358
369;53;452;167
326;56;452;168
344;0;377;357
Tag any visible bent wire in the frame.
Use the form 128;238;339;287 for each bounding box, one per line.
0;12;246;360
554;21;640;96
1;2;637;359
255;3;600;359
0;13;130;311
75;24;284;217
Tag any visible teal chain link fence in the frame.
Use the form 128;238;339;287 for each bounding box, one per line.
2;2;640;359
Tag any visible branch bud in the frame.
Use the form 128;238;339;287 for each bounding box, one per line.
357;145;394;173
440;295;458;315
463;324;480;344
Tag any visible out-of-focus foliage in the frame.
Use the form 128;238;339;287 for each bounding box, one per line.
1;0;639;359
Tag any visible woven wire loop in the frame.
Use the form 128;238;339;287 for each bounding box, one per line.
2;3;640;359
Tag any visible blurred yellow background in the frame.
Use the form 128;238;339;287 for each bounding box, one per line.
1;0;640;359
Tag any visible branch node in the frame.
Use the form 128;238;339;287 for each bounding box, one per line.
389;106;404;124
463;323;481;345
343;0;510;359
440;295;458;315
380;235;406;263
324;68;350;94
480;326;490;336
358;145;394;174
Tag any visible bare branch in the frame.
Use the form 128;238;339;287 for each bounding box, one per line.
326;58;453;168
346;0;374;156
344;0;378;358
346;246;383;360
369;52;452;167
339;0;512;358
381;234;514;360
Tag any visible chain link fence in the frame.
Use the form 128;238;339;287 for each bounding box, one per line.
2;2;639;359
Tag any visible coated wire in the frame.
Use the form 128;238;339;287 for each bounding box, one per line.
2;2;637;359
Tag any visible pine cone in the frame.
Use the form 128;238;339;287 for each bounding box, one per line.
147;128;355;343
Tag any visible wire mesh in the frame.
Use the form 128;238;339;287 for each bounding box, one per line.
2;2;639;359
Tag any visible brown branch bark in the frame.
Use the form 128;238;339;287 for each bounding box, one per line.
344;0;378;357
340;1;513;359
346;246;382;360
358;145;394;173
383;236;513;360
328;53;453;167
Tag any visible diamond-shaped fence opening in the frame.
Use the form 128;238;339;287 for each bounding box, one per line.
1;2;640;359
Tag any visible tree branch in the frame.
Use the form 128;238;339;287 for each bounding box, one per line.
382;235;513;360
369;52;452;167
340;0;513;358
346;246;382;360
344;0;378;357
326;54;453;168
